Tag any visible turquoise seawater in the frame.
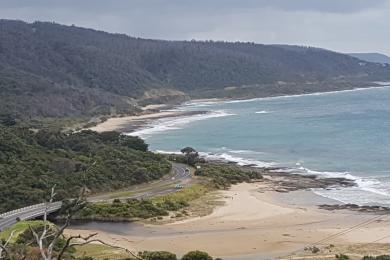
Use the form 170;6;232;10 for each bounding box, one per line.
129;86;390;206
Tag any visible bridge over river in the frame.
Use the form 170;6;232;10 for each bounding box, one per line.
0;202;62;231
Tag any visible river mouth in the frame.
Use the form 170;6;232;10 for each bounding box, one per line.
69;221;155;237
65;183;390;259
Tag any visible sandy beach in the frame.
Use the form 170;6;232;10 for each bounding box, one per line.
67;182;390;259
88;110;205;133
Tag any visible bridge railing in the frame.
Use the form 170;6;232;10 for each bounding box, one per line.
0;202;62;219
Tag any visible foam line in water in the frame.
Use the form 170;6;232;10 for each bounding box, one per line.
199;152;275;168
185;85;390;108
154;148;275;168
295;166;390;204
154;149;390;206
155;150;182;155
225;86;390;104
127;110;235;138
228;149;266;155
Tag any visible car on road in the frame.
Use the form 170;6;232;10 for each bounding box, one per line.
175;184;184;189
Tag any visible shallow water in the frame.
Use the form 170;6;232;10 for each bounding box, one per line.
128;86;390;206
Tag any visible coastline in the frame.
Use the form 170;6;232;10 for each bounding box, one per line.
88;109;207;133
67;181;390;259
86;85;390;209
88;84;390;134
73;85;390;258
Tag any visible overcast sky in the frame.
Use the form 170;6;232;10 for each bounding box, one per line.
1;0;390;55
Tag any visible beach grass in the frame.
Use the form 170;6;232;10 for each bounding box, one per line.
151;184;211;205
0;220;44;242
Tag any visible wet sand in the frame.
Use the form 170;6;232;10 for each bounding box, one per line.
66;182;390;259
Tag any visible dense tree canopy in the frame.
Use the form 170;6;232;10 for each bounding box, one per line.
0;125;171;212
1;19;390;119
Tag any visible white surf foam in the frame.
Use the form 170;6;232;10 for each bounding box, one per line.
228;149;265;155
185;86;390;108
290;165;390;205
153;147;390;206
127;110;235;138
183;99;224;108
199;152;275;168
153;148;274;168
154;150;182;155
255;110;269;114
373;81;390;86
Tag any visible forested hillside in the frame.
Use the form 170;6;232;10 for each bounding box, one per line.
0;122;171;212
1;19;390;119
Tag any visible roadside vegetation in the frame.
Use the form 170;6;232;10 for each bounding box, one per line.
169;148;263;189
194;163;263;189
0;122;171;212
74;184;209;221
0;221;43;243
73;148;264;222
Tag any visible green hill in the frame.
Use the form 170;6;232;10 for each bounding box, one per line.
1;19;390;119
0;124;171;212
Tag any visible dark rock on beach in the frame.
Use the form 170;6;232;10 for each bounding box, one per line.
318;204;390;214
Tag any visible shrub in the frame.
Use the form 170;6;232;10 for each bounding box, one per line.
139;251;177;260
363;256;390;260
181;250;213;260
195;163;263;189
304;246;320;254
335;254;349;260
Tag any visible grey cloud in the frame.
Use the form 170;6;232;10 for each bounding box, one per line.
0;0;390;54
1;0;388;14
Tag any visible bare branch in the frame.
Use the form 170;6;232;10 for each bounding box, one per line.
7;162;140;260
47;186;89;260
0;230;16;258
5;230;15;246
57;233;97;259
70;238;142;260
29;225;48;260
57;231;143;260
0;244;10;259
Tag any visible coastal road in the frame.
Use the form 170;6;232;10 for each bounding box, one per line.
0;202;62;231
0;163;191;231
88;162;193;202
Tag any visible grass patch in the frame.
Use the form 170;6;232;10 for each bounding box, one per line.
74;244;129;259
107;182;175;199
75;185;212;221
108;190;135;199
0;220;44;242
151;184;211;206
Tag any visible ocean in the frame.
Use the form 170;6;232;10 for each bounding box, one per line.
128;86;390;206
